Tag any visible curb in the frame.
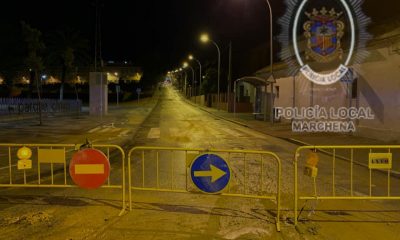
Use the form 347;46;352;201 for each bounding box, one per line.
183;98;251;128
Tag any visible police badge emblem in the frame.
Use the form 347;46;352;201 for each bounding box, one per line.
304;7;345;63
278;0;370;85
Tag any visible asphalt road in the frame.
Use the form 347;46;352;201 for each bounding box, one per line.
0;86;399;240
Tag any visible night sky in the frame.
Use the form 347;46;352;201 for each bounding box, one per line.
1;0;399;78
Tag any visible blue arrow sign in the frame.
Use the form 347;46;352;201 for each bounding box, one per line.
190;154;231;194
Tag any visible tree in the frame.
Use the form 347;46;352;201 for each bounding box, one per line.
46;28;89;100
21;21;45;125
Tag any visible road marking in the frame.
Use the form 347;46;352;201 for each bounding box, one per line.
119;130;131;137
234;127;267;139
220;128;243;137
147;128;160;139
88;126;101;133
110;128;121;133
98;128;111;133
75;164;104;174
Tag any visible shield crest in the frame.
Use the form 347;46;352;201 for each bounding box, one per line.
304;7;344;63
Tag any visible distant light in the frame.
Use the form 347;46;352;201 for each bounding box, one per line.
183;62;189;68
21;77;30;84
108;60;115;64
188;55;194;60
114;72;119;76
41;74;47;80
179;68;183;71
124;61;128;64
200;33;209;43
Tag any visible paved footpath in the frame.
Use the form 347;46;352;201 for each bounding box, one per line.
0;94;159;147
186;102;390;146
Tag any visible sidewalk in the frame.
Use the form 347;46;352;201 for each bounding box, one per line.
0;93;160;146
187;101;393;146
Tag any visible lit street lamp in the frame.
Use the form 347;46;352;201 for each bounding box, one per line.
200;33;221;110
189;54;202;95
183;62;195;99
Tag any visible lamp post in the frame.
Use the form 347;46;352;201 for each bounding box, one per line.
189;54;202;95
183;62;195;99
200;33;221;110
264;0;274;123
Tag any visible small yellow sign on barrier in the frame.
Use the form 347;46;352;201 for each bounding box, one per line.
369;153;392;169
38;149;65;164
17;159;32;170
17;146;33;170
304;165;318;177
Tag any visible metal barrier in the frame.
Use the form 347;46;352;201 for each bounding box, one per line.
0;143;126;215
128;146;282;231
294;145;400;225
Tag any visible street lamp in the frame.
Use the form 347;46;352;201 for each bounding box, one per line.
183;62;195;99
264;0;274;123
177;68;187;95
188;54;202;95
200;33;221;110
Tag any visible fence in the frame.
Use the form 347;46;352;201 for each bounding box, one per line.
0;98;82;115
0;143;126;215
127;146;282;231
294;145;400;225
4;142;400;229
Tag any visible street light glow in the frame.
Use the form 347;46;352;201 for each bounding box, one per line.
183;62;189;68
188;54;194;60
200;33;209;43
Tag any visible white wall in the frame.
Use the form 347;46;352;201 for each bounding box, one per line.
356;47;400;142
274;76;350;110
273;44;400;142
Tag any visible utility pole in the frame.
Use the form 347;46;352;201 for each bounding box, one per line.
227;42;232;112
94;0;103;72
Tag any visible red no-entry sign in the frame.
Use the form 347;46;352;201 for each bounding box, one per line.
69;149;110;189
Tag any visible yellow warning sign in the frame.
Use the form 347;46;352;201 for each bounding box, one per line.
304;151;319;178
38;149;65;164
306;151;319;167
17;159;32;170
369;153;392;169
17;146;32;170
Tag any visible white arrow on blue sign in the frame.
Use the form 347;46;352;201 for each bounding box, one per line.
190;154;231;194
